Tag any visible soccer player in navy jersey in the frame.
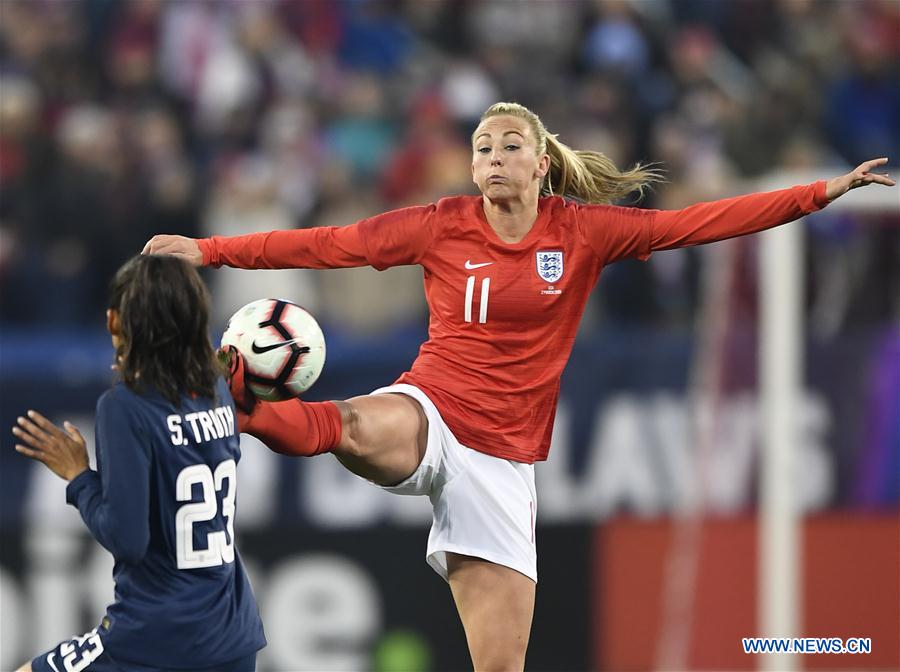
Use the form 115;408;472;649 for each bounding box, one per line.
144;102;894;670
12;255;265;672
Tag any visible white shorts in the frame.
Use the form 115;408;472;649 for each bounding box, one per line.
371;383;538;583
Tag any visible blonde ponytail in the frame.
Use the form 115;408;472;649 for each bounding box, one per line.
478;102;663;204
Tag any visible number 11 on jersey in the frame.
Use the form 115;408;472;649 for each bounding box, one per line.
464;276;491;324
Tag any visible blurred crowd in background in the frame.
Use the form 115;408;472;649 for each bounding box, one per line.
1;0;898;336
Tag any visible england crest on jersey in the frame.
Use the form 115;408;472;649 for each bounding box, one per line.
536;250;563;283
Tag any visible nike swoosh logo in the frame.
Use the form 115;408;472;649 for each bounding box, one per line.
465;260;493;270
251;339;310;354
47;653;60;672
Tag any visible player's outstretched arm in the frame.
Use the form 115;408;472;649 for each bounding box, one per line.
145;204;435;271
580;158;895;264
12;411;89;481
824;157;895;200
142;234;203;266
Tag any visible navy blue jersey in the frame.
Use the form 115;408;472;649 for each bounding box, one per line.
65;377;266;668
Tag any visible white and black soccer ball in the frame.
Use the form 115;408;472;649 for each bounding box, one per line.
220;298;326;401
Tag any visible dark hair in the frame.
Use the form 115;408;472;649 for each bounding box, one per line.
109;255;222;405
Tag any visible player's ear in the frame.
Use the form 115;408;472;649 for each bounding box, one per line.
106;309;121;337
535;153;550;179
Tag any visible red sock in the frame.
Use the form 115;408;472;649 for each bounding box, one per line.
237;398;343;457
223;345;343;456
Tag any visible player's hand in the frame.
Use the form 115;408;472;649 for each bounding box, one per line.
13;411;89;481
141;234;203;266
825;158;895;201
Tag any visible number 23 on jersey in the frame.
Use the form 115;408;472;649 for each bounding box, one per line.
175;459;236;569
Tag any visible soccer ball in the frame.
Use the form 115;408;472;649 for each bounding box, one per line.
220;298;326;401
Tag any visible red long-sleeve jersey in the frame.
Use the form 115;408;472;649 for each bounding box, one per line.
200;182;829;463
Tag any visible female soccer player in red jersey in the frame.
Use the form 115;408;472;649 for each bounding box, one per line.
144;102;893;671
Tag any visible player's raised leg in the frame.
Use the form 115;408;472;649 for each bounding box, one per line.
240;392;427;486
332;393;428;485
230;347;427;486
447;553;535;671
15;663;31;672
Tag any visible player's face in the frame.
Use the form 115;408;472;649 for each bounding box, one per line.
471;115;550;202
